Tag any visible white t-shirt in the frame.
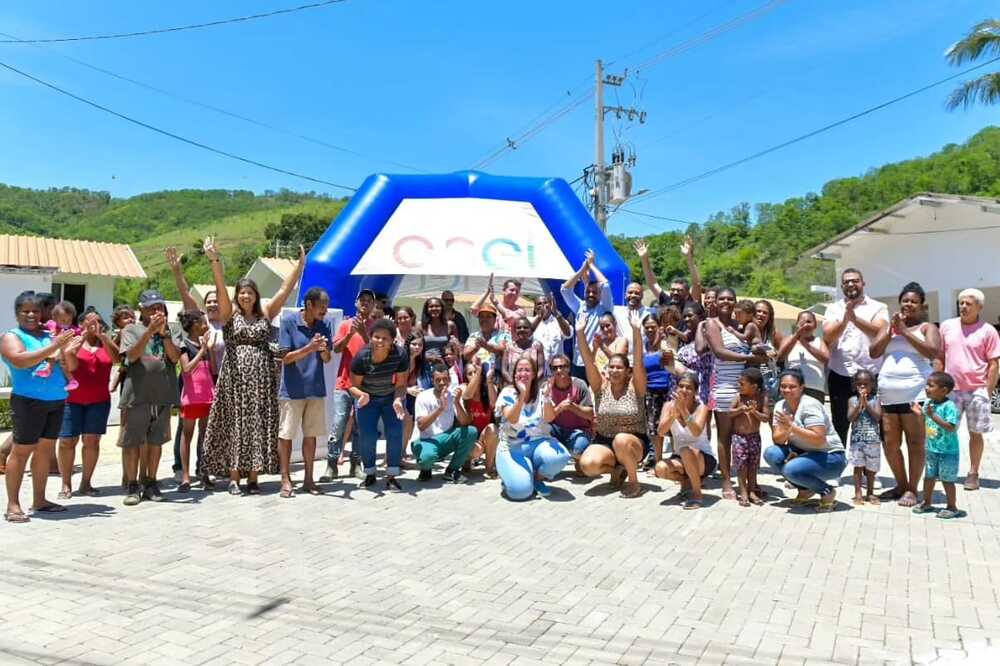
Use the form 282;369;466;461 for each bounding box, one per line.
613;305;655;338
533;315;570;374
825;296;888;377
414;388;455;438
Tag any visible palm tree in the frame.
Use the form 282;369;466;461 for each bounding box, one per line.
945;19;1000;110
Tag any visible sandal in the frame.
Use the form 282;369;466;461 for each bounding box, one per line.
4;511;29;523
912;504;935;514
964;474;980;491
33;502;67;513
749;495;765;506
246;482;261;495
937;509;967;520
227;481;244;496
56;490;72;500
177;482;191;493
738;496;750;507
897;492;917;508
722;489;737;501
815;499;835;513
852;496;865;507
78;485;99;497
300;484;323;496
864;495;880;505
682;498;702;510
790;496;818;506
878;487;903;501
279;487;295;499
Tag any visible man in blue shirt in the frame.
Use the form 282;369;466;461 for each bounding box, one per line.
560;250;614;381
277;287;332;497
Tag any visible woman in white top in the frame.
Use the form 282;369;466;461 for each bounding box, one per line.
776;311;830;402
869;282;940;507
654;372;716;510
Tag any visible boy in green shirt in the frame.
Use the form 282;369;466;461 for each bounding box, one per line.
912;372;966;519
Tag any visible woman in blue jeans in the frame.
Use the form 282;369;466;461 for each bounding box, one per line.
766;368;847;512
496;356;571;500
349;320;410;491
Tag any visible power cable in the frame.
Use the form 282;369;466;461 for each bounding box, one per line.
0;0;349;44
0;60;357;192
469;0;788;170
622;54;1000;212
0;30;425;173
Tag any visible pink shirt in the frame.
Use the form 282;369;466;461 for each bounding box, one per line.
940;318;1000;392
182;357;215;406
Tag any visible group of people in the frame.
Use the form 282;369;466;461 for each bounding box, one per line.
2;235;998;522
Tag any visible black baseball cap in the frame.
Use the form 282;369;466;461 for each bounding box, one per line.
138;289;166;308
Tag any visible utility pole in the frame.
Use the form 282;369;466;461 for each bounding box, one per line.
592;59;644;233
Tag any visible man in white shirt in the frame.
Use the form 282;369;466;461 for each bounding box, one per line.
560;250;614;381
822;268;888;444
531;294;572;376
412;364;478;484
613;282;655;338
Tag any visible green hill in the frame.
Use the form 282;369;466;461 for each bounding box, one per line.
4;125;1000;309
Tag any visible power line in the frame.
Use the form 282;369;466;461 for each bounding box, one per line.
0;60;357;192
623;54;1000;211
469;0;788;170
616;208;700;226
0;0;349;44
0;30;426;174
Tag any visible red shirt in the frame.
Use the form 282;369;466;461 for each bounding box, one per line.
68;344;113;405
334;318;373;391
466;399;492;433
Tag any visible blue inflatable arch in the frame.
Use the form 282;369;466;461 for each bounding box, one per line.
300;171;630;315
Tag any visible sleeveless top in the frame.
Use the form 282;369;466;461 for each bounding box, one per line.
422;323;450;361
4;327;68;401
878;325;932;405
709;324;748;410
594;380;645;438
785;340;826;394
669;400;713;458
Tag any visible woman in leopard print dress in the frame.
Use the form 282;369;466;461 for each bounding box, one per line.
201;237;305;496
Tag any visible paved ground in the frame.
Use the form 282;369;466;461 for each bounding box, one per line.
3;416;1000;666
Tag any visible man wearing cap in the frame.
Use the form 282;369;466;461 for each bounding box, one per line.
463;304;510;378
118;289;182;506
321;289;376;481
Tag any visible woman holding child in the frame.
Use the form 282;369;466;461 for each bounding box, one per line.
868;282;940;507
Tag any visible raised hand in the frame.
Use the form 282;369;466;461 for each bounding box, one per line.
297;244;307;264
584;249;596;267
165;246;183;270
680;235;694;258
633;239;648;258
515;380;529;395
574;313;587;334
628;310;643;331
890;311;904;334
149;312;167;334
199;332;211;349
203;236;220;262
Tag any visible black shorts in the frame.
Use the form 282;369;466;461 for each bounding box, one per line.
882;403;912;415
669;451;718;478
10;394;65;444
593;432;651;455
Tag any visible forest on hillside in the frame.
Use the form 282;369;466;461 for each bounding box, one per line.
3;126;1000;307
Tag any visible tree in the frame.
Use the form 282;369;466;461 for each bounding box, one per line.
945;19;1000;110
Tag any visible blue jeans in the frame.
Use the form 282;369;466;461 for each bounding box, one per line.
327;390;353;463
497;437;571;501
549;424;591;458
355;394;404;476
764;445;847;495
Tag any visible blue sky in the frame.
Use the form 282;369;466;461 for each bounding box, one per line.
0;0;997;236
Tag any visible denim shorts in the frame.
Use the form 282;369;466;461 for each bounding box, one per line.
925;451;959;483
59;401;112;438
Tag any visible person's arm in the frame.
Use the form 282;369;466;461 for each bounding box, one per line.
629;316;646;395
501;389;526;425
634;240;664;300
851;304;886;339
283;336;323;365
500;349;515;386
684;403;711;439
469;275;493;315
681;235;702;303
97;327;121;364
589;256;609;287
263;245;306;320
744;322;762;348
180;347;207;374
542;382;557;423
166;246;199;312
771;410;792;444
867;317;892;359
203;236;233;322
847;396;863;423
454;388;471;426
59;336;82;375
416;394;447;433
801;337;830;366
576;317;602;395
704;320;758;363
822;304;850;346
865;397;882;422
775;329;801;362
561;254;591;293
916;401;958;433
695;319;709;354
462;361;482;401
162;326;182;364
895;320;940;360
987;358;999;393
781;408;829;449
124;324;156;363
533;342;545;379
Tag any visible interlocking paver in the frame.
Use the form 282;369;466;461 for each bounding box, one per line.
3;419;1000;664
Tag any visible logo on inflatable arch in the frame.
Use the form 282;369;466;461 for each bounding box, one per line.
392;234;536;272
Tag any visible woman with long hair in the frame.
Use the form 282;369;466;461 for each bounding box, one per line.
462;356;499;477
654;372;716;509
495;356;570;500
395;306;418;346
201;237;305;496
421;297;458;364
776;311;829;403
402;331;430;461
869;281;940;507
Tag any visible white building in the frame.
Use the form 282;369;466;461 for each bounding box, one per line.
0;234;146;324
244;257;299;305
806;193;1000;325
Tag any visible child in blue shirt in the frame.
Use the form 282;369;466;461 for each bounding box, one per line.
912;371;965;519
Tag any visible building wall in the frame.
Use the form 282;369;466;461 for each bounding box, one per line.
52;273;118;321
0;268;56;384
836;230;1000;325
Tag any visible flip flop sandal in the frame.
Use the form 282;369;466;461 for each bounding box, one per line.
33;503;67;513
911;505;935;514
749;496;765;506
56;490;72;500
246;482;261;495
4;512;29;523
301;485;323;496
177;482;191;493
937;509;967;520
864;495;880;505
279;488;295;499
722;489;737;501
682;499;702;510
738;497;751;507
79;486;99;497
897;493;918;508
227;481;244;496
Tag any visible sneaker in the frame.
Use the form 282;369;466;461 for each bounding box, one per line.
319;462;338;483
123;482;142;506
534;480;552;497
143;481;164;502
385;476;403;492
417;469;433;482
444;468;463;484
360;474;377;489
